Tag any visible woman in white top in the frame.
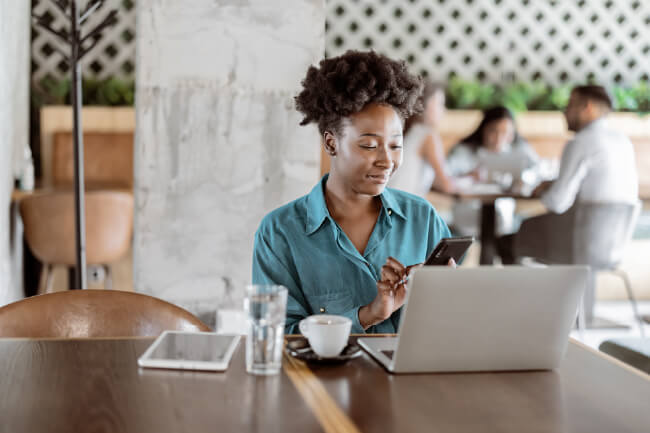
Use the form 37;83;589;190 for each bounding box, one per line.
446;106;539;236
389;81;455;196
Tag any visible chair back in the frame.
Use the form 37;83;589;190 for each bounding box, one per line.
20;190;133;266
571;201;641;269
0;290;210;338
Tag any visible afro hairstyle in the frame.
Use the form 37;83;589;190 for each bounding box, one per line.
295;50;424;137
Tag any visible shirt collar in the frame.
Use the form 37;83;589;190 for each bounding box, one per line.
305;175;331;235
305;175;407;235
579;117;607;134
379;187;406;220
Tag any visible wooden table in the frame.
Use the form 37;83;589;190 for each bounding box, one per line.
1;336;648;433
0;337;323;433
438;186;538;264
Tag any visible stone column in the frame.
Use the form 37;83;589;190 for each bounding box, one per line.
0;1;31;305
135;0;324;328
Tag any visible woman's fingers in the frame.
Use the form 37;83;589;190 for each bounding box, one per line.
385;256;406;273
377;280;395;296
381;264;402;284
405;262;424;276
447;258;457;268
385;256;407;282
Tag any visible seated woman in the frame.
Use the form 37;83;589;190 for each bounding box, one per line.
389;81;456;195
446;106;539;236
252;51;452;334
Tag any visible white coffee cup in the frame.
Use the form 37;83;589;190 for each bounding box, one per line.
298;314;352;358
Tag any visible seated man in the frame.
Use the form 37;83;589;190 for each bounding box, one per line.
497;85;638;322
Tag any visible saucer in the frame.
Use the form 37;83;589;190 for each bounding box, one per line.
285;337;362;364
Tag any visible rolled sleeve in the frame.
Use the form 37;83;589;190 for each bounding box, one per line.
427;206;452;257
339;306;366;334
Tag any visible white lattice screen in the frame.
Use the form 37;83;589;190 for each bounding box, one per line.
325;0;650;86
30;0;650;86
31;0;136;83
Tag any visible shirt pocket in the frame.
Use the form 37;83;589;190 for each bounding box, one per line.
306;289;355;315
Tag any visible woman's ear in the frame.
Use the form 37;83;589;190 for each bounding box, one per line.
323;131;337;157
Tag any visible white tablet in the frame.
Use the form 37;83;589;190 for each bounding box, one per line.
138;331;240;371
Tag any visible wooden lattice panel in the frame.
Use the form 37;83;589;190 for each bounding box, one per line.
325;0;650;85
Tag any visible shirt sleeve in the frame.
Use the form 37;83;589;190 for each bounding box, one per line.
541;139;590;214
252;228;311;335
426;206;452;258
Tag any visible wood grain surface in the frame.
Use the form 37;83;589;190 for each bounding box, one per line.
2;336;648;433
307;336;650;433
0;338;323;433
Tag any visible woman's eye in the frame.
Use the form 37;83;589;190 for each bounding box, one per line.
391;144;403;150
359;144;376;149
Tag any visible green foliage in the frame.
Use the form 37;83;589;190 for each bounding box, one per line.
445;78;649;115
31;76;135;108
447;78;496;110
31;75;650;115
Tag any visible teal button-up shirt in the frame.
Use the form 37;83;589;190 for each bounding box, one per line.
252;175;451;334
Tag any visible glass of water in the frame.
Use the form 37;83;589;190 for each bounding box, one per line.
244;284;288;375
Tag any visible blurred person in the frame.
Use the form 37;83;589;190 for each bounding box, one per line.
252;51;454;335
389;81;456;195
445;106;539;235
497;85;638;264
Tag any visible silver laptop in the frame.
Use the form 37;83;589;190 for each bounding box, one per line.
358;266;588;373
478;149;531;176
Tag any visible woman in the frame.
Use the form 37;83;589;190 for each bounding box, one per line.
389;81;456;195
252;51;452;335
446;106;539;235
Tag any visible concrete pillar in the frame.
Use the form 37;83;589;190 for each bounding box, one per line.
0;1;31;305
135;0;324;328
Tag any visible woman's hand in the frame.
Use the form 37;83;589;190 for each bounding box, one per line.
359;257;408;330
358;257;456;330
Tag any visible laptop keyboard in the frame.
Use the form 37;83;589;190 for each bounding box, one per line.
381;350;395;360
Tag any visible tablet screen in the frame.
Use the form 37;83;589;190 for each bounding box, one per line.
139;332;240;370
148;333;236;361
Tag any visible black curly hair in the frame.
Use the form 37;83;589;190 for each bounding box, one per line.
295;50;424;137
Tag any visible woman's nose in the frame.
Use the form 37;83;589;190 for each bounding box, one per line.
375;146;392;166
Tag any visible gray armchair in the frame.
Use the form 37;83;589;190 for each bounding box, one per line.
515;201;643;331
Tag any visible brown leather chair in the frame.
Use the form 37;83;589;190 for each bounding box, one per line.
20;190;133;292
0;290;210;338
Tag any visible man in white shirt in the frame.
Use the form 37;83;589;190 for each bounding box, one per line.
497;85;638;323
538;87;638;213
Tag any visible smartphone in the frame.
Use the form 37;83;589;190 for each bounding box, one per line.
424;236;474;266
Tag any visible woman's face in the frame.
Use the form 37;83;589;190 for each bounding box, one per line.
424;90;445;127
482;117;514;153
327;103;403;196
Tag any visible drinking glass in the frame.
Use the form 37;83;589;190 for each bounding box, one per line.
244;284;288;375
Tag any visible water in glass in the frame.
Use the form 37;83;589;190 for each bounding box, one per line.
244;285;287;375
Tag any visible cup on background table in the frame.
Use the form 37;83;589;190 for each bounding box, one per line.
299;315;352;357
244;284;288;375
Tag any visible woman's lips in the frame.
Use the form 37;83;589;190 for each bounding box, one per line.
367;173;390;184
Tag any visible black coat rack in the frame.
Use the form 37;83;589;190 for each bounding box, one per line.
32;0;118;290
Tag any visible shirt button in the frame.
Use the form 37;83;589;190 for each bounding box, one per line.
319;307;326;313
388;209;392;216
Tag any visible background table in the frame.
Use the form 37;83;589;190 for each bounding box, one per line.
443;187;537;264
